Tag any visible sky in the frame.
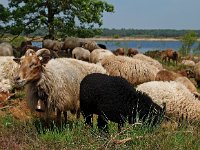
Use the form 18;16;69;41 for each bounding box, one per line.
1;0;200;30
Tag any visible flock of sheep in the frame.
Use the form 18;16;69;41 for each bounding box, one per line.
1;37;200;133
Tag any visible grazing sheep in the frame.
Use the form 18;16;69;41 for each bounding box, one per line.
72;47;90;62
100;55;160;85
89;49;114;64
113;48;125;56
0;42;13;56
13;49;107;125
137;81;200;123
82;40;100;52
80;73;165;132
127;48;138;57
155;69;183;81
132;53;163;70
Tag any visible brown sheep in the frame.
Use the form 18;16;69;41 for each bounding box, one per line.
161;49;179;65
127;48;138;57
113;48;125;56
155;69;183;81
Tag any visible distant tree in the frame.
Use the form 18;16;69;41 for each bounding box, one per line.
179;31;198;56
2;0;114;39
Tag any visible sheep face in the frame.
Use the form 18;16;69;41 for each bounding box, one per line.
14;54;42;87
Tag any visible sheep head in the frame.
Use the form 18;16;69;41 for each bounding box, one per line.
13;48;51;87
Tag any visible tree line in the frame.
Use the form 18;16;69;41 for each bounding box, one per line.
101;28;200;38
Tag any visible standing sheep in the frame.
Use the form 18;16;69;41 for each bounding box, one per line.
80;73;165;132
137;81;200;123
72;47;90;62
13;49;107;125
100;55;160;85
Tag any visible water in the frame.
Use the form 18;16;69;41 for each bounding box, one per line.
32;40;198;53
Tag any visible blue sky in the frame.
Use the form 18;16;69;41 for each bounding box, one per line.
1;0;200;30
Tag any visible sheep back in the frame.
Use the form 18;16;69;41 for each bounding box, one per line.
80;73;164;128
101;55;160;85
137;81;200;122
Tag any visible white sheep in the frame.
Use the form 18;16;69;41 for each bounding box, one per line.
132;53;163;70
136;81;200;123
0;56;19;92
14;49;107;124
89;48;114;64
72;47;90;62
100;55;160;85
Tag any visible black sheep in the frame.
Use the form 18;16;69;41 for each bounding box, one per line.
80;73;165;132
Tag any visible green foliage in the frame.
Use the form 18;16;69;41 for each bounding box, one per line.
179;31;198;56
10;36;26;47
1;0;114;39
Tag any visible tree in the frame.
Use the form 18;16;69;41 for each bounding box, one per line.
2;0;114;39
179;31;198;56
0;4;11;37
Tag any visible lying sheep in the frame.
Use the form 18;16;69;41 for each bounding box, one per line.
80;73;165;132
100;55;160;85
14;49;107;125
72;47;90;62
132;53;163;70
89;49;114;64
137;81;200;123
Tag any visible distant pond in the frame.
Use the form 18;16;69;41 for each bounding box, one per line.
32;40;199;53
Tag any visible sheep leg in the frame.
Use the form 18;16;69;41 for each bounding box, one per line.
56;109;62;128
97;115;108;133
63;111;67;123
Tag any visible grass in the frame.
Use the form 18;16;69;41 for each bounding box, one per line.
0;113;200;150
